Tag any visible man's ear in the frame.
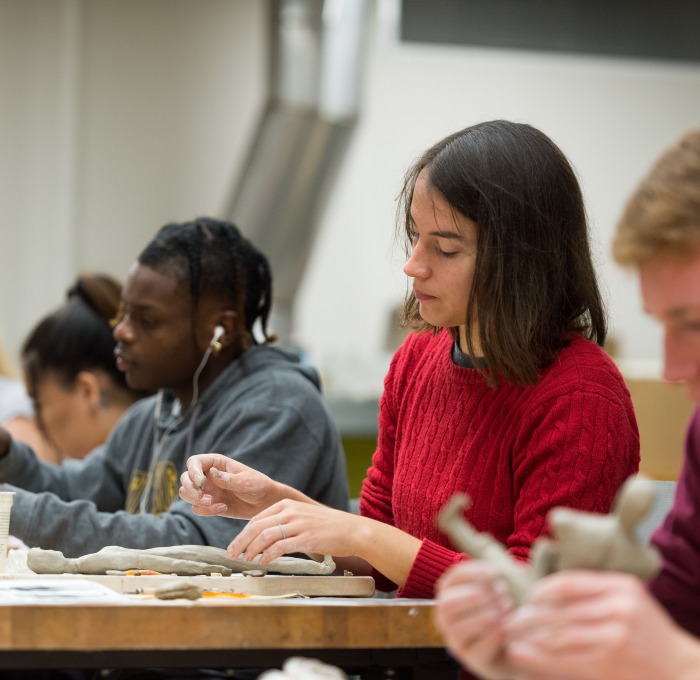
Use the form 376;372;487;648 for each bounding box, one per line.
207;310;238;352
74;371;103;411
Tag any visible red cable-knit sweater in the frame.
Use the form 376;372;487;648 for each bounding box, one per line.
360;329;640;599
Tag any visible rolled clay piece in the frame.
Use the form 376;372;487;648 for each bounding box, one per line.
437;493;533;606
27;545;336;577
154;581;204;601
27;547;233;576
131;546;336;575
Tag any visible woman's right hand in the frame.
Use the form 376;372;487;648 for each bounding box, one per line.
179;453;284;519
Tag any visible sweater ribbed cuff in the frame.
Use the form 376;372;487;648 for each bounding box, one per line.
399;538;466;599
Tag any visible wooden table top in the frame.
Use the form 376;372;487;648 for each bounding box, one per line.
0;598;444;652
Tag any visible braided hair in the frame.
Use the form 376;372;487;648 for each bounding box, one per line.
138;217;275;353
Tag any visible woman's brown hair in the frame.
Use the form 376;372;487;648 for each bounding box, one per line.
398;120;606;386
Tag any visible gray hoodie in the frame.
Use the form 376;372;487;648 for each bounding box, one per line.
1;345;349;557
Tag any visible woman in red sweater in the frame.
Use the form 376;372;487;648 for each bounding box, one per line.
179;120;640;600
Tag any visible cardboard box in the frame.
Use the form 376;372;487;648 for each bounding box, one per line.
624;377;694;481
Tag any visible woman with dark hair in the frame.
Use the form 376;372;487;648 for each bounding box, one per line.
180;121;639;603
0;335;55;462
433;127;700;680
21;273;144;460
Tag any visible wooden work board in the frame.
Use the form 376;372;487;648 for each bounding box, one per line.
0;572;376;598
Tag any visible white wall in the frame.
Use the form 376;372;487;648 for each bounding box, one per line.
1;0;79;366
0;0;266;365
1;0;699;398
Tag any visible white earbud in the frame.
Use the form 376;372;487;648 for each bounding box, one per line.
210;325;225;354
211;325;225;346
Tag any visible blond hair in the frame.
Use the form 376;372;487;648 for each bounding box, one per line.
613;129;700;266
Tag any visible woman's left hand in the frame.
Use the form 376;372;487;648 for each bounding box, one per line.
228;499;366;564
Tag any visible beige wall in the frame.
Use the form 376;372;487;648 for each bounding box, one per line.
2;0;700;414
0;0;266;363
626;378;694;480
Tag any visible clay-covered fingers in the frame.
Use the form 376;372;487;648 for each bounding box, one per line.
227;505;295;564
228;500;352;564
434;562;514;677
183;453;232;490
178;471;229;517
230;516;294;564
178;453;235;516
180;454;275;519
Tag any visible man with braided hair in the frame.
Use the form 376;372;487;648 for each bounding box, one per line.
0;217;349;557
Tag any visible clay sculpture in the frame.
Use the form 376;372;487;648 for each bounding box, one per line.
437;475;662;606
27;544;336;577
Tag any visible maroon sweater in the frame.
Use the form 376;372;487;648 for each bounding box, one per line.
650;408;700;636
360;329;640;598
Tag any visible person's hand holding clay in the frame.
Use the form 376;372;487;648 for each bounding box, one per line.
180;453;308;520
